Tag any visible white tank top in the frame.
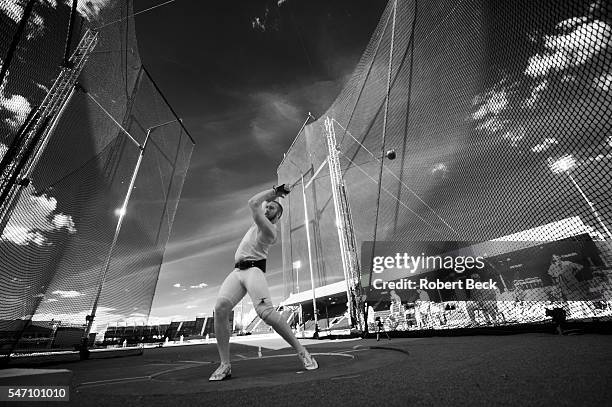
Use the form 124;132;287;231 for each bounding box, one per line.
234;224;277;262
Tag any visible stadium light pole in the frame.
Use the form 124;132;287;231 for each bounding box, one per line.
292;260;302;293
240;297;244;333
80;118;181;359
548;154;612;240
292;260;304;332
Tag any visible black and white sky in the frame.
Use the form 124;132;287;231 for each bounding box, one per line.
1;0;610;329
133;0;388;323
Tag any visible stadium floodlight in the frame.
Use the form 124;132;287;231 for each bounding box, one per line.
548;154;612;240
292;260;301;293
547;154;576;174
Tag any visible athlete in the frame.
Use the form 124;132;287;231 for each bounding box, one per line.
209;184;318;381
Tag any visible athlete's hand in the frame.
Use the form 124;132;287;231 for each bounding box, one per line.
273;184;291;197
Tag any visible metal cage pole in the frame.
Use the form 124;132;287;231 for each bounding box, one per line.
80;119;181;358
324;117;364;331
300;172;319;337
285;158;320;338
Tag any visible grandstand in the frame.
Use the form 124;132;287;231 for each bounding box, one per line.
100;313;238;346
275;216;612;334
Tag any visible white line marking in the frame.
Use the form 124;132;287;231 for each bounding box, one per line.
78;376;151;388
230;352;355;362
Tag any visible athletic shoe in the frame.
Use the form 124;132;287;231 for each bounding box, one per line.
298;350;318;370
208;363;231;381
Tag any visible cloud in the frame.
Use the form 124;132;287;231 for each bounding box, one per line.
475;117;509;133
189;283;208;289
524;20;611;78
76;0;112;21
36;83;50;93
595;73;612;91
471;89;508;121
471;88;511;137
252;17;266;31
431;163;449;180
52;214;76;232
252;6;276;32
27;13;46;40
531;137;559;153
250;92;301;153
0;0;113;46
0;1;53;40
0;1;24;23
2;226;46;246
0;0;112;39
502;126;525;147
162;241;236;268
51;290;82;298
0;184;77;246
186;305;197;309
173;283;181;288
556;16;589;31
522;79;548;108
469;13;611;155
0;93;32;130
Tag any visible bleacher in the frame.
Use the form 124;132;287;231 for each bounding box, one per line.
245;307;295;334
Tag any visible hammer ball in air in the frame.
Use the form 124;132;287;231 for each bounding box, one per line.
386;149;396;160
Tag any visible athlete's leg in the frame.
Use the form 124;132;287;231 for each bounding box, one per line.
242;267;307;353
214;270;246;365
243;268;317;369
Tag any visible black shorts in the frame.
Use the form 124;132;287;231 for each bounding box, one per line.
235;259;267;273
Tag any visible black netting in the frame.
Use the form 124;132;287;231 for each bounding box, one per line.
278;0;612;333
0;1;194;356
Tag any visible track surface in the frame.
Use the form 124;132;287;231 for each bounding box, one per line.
8;333;612;406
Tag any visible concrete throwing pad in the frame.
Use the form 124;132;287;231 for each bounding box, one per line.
75;347;409;396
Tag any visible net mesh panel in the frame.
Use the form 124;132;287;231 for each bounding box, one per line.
1;1;71;167
278;0;612;332
93;73;193;335
0;1;194;355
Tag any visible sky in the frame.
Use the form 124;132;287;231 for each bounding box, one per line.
135;0;611;326
1;0;610;331
132;0;388;323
